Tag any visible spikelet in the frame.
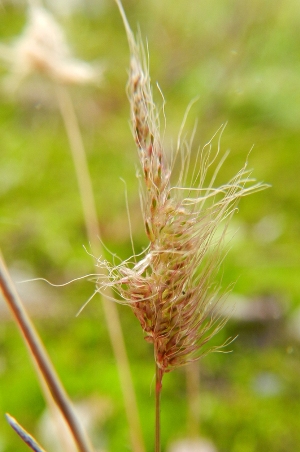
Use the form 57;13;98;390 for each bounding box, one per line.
100;1;268;375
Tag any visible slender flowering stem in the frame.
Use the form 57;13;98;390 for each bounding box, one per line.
56;84;145;452
155;365;163;452
0;253;94;452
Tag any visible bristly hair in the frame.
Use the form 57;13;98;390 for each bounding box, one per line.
101;0;268;375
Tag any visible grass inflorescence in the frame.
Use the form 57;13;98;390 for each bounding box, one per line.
100;1;268;381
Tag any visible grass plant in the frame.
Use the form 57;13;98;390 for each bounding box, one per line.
97;2;268;450
0;2;299;452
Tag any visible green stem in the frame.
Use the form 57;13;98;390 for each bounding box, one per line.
155;364;163;452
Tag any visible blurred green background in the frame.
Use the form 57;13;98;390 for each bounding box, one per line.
0;0;300;451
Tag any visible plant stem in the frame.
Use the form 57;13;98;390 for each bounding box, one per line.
32;353;80;451
56;84;145;452
155;364;163;452
6;413;47;452
0;253;94;452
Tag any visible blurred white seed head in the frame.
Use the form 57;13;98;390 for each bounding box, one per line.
0;6;101;89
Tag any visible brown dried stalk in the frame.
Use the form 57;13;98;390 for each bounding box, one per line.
0;253;94;452
6;414;47;452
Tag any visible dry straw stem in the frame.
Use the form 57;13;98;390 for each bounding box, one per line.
6;413;47;452
0;253;94;452
108;0;269;377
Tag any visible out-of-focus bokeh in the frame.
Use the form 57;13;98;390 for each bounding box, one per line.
0;0;299;451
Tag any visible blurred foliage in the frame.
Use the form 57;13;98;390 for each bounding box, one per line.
0;0;299;451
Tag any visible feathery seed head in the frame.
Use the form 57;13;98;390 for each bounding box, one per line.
102;1;268;375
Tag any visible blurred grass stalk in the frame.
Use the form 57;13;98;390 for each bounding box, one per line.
55;84;145;452
0;4;144;450
0;252;94;452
